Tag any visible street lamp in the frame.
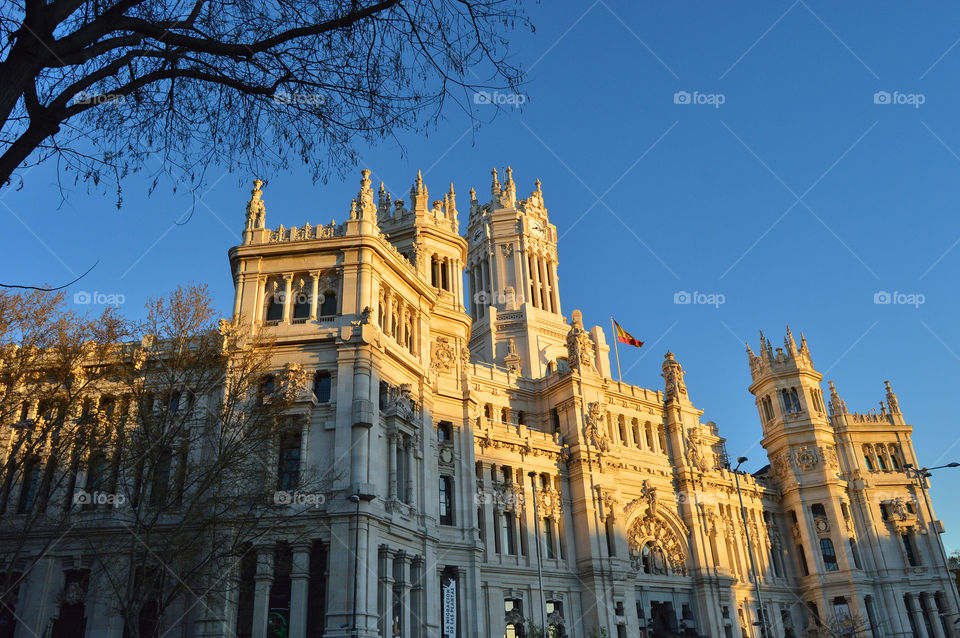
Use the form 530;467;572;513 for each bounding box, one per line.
904;461;960;631
734;456;771;638
528;471;547;638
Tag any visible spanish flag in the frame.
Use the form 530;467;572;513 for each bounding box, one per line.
613;320;643;348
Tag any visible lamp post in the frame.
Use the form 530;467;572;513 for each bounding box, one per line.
904;461;960;634
734;456;770;638
528;471;547;638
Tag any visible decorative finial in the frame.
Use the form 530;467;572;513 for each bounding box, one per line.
885;380;901;414
491;167;500;194
785;326;797;352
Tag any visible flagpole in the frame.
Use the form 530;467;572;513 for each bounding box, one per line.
611;317;623;383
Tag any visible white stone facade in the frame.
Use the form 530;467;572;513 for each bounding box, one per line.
2;169;957;638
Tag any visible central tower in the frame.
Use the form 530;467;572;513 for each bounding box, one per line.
466;168;570;376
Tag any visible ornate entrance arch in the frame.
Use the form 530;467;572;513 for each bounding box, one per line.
627;513;688;577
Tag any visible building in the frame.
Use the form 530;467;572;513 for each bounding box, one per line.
1;168;957;638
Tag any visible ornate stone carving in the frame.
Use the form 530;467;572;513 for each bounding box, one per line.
276;362;308;402
565;310;595;374
504;339;521;374
662;352;687;401
813;516;830;536
640;479;659;519
627;515;687;576
795;446;819;471
583;401;608;453
431;337;456;374
685;428;708;471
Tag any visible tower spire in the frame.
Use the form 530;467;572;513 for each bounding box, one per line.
490;168;500;196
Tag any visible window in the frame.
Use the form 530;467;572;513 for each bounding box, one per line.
863;445;875;471
439;476;454;525
85;453;109;503
790;388;801;412
551;409;561;433
265;290;284;321
849;538;862;569
544;517;556;559
877;451;888;471
555;357;569;374
657;425;667;454
149;448;173;506
820;538;839;571
605;517;616;558
292;286;310;319
501;512;516;555
797;544;809;576
277;433;301;492
517;411;525;427
438;421;453;442
17;458;41;513
641;542;654;573
889;445;902;470
811;503;826;518
902;532;919;566
313;372;331;403
319;290;337;316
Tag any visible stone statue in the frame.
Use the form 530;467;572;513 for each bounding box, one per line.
641;479;658;519
662;351;687;401
566;310;596;374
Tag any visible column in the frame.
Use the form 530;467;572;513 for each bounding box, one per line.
411;557;425;638
397;303;406;346
388;433;398;500
378;546;392;638
925;593;946;638
908;594;932;638
256;276;267;325
405;440;415;509
287;544;310;638
309;272;320;319
251;547;274;638
548;260;561;313
282;274;293;323
384;290;393;337
538;258;548;309
232;269;244;318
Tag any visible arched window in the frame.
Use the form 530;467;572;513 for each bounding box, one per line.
632;419;641;449
641;541;654;573
292;281;310;319
657;425;667;454
876;449;888;471
617;415;627;445
313;372;331;403
645;422;654;450
888;445;902;470
265;285;284;321
605;517;616;557
319;290;337;316
431;255;440;288
819;538;838;571
790;388;801;413
862;445;875;471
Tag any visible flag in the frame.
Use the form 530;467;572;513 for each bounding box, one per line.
613;320;643;348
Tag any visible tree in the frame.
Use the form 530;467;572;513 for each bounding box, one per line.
0;284;331;637
0;0;528;197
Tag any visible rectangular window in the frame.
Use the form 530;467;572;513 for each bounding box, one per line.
543;518;555;559
277;432;302;492
820;538;839;572
313;372;331;403
501;512;516;555
17;459;41;513
797;544;809;576
439;476;454;525
849;539;862;569
902;533;919;567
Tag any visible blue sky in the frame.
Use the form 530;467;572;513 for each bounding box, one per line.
5;0;960;550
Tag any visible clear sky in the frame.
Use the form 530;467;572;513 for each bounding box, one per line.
5;1;960;550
